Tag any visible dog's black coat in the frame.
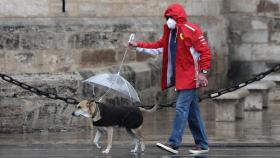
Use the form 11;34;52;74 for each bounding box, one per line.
93;103;143;129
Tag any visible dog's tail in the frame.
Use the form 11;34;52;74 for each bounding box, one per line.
139;104;159;113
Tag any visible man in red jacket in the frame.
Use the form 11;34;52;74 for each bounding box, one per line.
129;3;211;155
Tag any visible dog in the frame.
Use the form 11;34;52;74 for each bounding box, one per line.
72;99;158;154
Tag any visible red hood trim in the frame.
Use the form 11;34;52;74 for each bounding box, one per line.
164;3;187;24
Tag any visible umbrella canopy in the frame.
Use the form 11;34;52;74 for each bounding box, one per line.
84;73;140;103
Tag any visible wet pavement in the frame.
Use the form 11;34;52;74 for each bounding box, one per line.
1;101;280;157
1;144;280;158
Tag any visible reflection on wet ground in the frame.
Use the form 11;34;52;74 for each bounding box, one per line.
0;101;280;146
1;144;280;158
1;101;280;157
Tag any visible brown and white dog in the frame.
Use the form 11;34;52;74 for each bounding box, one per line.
72;99;158;154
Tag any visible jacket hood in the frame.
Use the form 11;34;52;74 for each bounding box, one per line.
164;3;187;23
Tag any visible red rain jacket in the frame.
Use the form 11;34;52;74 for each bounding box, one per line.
137;3;212;90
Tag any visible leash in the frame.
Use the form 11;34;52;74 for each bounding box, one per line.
98;34;135;103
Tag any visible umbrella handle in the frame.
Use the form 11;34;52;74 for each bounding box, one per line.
118;33;135;74
128;33;135;43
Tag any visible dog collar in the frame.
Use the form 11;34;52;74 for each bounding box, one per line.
91;103;99;118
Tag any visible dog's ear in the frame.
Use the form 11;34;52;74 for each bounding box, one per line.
86;99;95;107
88;100;97;114
77;100;87;108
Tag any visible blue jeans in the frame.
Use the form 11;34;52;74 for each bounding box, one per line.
168;89;208;149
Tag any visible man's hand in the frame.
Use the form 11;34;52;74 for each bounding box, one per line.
198;73;208;87
128;41;137;48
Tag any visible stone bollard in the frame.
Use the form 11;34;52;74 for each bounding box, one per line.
213;89;250;122
244;80;276;110
263;73;280;102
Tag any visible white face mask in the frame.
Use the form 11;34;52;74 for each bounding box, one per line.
166;18;176;29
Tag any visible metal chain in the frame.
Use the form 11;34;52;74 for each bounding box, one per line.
0;63;279;107
0;73;79;105
158;63;280;107
200;63;280;101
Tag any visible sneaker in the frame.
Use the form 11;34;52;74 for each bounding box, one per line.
156;142;179;154
189;146;209;155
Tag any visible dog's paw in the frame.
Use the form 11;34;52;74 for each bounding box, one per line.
102;149;110;154
94;142;101;149
141;144;145;152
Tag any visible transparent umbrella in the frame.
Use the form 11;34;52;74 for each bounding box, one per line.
83;34;141;104
84;73;140;103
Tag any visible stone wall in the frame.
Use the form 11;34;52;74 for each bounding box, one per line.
0;62;178;133
226;0;280;83
0;0;229;92
0;0;229;133
0;0;227;77
0;73;83;133
0;17;164;73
